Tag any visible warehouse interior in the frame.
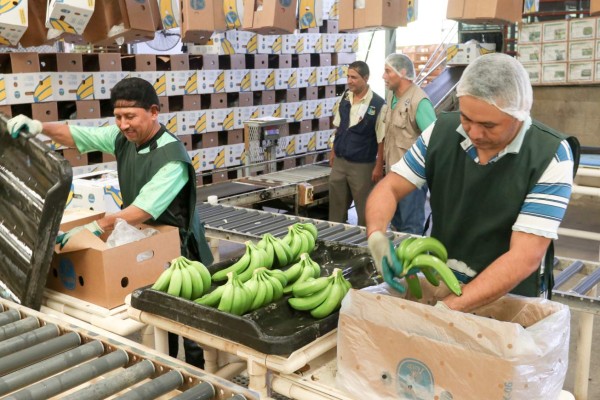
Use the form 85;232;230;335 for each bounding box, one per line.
0;0;599;399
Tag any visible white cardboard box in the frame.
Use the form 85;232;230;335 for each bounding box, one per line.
543;20;568;42
5;73;51;104
596;61;600;82
568;61;595;83
46;0;94;35
542;63;567;84
568;40;595;61
522;63;541;84
285;102;305;122
200;146;226;171
569;18;596;41
166;70;198;96
275;68;298;89
157;113;178;134
446;42;496;65
225;69;252;93
519;22;542;44
542;42;568;62
258;34;283;54
197;70;223;94
517;44;542;63
94;72;127;100
316;129;335;150
225;143;246;167
0;0;27;46
67;170;122;214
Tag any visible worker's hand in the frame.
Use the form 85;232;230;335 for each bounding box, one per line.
328;150;335;167
6;115;43;139
368;231;402;275
56;221;104;250
371;163;384;183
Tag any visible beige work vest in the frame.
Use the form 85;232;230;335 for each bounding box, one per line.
383;83;428;172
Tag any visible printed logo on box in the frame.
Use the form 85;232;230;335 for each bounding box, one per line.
396;358;434;399
59;258;77;290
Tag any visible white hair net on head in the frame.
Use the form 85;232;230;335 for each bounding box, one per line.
385;53;415;80
456;53;533;121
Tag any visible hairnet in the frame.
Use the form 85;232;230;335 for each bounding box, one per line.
385;53;415;80
456;53;532;121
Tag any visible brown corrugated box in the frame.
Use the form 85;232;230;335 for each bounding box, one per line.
242;0;298;34
180;0;226;44
447;0;523;24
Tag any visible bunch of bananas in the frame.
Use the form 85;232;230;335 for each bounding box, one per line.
151;256;212;300
392;237;462;298
282;223;318;262
288;268;352;319
217;272;252;315
212;241;269;283
282;253;321;294
257;233;294;269
244;268;287;311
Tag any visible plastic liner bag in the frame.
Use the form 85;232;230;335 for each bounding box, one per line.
336;282;570;400
107;219;158;261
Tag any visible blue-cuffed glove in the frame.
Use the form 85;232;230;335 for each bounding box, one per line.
6;115;43;139
56;221;104;250
367;231;403;275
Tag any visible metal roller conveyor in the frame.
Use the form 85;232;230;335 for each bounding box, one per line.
0;300;259;399
552;258;600;314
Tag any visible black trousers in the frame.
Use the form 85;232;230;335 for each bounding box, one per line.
168;332;204;369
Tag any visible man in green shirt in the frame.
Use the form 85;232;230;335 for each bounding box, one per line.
8;77;212;368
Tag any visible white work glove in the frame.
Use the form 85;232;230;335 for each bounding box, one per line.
434;301;451;311
6;115;43;139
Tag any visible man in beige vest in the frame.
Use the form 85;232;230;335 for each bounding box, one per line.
382;53;436;233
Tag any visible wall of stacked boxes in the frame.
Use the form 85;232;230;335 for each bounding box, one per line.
0;0;373;186
518;16;600;85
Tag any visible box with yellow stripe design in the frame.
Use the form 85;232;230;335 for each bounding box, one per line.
250;69;274;91
304;99;323;120
317;66;336;86
175;111;195;136
275;68;298;89
225;69;252;93
187;110;208;134
5;73;53;105
345;34;359;53
0;76;6;105
189;150;202;172
303;33;321;54
257;34;283;54
46;0;94;35
282;34;299;54
295;132;314;153
127;72;166;97
0;0;28;46
324;96;342;117
316;129;335;150
206;108;235;133
283;102;304;122
93;72;127;100
166;70;198;96
199;146;226;171
276;136;294;158
225;143;245;167
322;0;339;20
197;70;223;94
157;113;179;134
298;0;323;29
238;105;261;126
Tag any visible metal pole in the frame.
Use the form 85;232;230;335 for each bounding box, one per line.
0;309;20;327
170;382;215;400
0;340;105;396
0;317;40;341
113;370;184;400
7;348;129;400
62;359;155;400
0;325;59;358
0;332;81;376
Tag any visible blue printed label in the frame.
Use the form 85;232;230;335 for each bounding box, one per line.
396;358;435;399
59;258;76;290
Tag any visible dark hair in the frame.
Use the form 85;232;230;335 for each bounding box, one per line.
349;61;370;79
110;77;160;110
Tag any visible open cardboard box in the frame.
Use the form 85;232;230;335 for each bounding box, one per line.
242;0;298;34
339;0;407;32
337;281;570;399
446;0;523;24
47;210;180;309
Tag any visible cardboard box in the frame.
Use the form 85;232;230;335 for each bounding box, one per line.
542;42;568;62
592;0;600;16
446;42;496;65
20;0;49;48
298;0;322;29
597;39;600;59
225;143;245;167
66;170;122;213
340;0;407;31
242;0;298;34
166;70;198;96
542;20;568;42
568;40;595;61
596;61;600;82
568;61;595;83
518;22;542;44
446;0;522;24
542;62;567;84
0;0;28;46
48;211;180;309
5;73;53;105
569;18;596;41
522;63;541;84
46;0;94;35
338;288;570;400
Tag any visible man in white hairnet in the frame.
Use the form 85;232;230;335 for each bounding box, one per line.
382;54;436;234
367;53;580;311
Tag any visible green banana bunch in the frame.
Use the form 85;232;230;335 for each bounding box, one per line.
217;272;253;315
245;267;286;311
282;253;321;294
212;241;270;282
393;237;461;299
282;222;318;262
288;268;352;319
151;256;212;300
257;233;293;268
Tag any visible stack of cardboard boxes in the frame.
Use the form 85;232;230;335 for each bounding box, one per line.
518;17;599;85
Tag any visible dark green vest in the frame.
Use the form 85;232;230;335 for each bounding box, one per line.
425;112;571;297
115;126;213;265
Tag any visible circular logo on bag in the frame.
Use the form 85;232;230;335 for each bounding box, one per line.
191;0;205;10
396;358;435;400
59;258;77;290
279;0;291;7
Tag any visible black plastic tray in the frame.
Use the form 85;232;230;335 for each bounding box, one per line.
0;115;72;310
131;241;381;355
